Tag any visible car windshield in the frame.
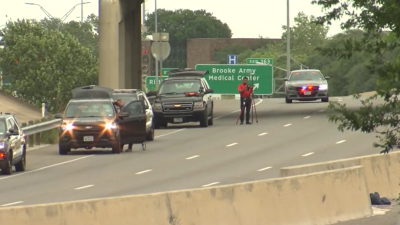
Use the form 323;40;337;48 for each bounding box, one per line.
289;71;325;81
64;102;115;118
112;94;138;104
158;80;201;95
0;121;5;135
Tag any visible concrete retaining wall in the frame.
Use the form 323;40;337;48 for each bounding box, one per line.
0;166;371;225
280;151;400;198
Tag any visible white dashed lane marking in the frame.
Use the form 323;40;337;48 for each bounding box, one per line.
135;169;152;175
336;140;346;144
75;185;94;190
186;155;199;160
303;116;310;119
283;124;292;127
1;201;23;207
202;182;219;187
302;152;314;157
257;166;272;171
258;132;267;136
226;143;237;147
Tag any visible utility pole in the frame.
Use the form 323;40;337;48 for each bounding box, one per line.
80;0;83;22
286;0;291;77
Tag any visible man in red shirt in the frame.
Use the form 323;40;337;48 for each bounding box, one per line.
238;77;254;125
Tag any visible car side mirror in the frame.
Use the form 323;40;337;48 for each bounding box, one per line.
325;76;330;80
283;78;288;81
146;91;157;97
205;89;213;94
55;113;63;118
118;112;129;118
8;129;19;136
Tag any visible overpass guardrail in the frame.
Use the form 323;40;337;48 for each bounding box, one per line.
20;118;61;148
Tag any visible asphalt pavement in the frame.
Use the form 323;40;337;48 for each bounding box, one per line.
0;96;393;224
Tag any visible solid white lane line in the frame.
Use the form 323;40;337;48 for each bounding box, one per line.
257;166;272;171
202;182;219;187
0;155;95;181
283;124;292;127
303;116;310;119
135;169;152;175
302;152;314;157
75;185;94;190
1;201;23;207
336;140;346;144
258;132;268;136
155;129;186;138
226;143;237;147
186;155;199;160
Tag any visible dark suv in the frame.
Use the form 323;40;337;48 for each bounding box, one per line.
146;69;214;128
55;85;147;155
0;113;26;175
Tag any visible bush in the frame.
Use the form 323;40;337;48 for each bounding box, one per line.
40;128;59;144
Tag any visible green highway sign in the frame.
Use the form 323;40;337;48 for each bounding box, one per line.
145;76;168;91
161;68;177;76
195;64;274;95
246;58;274;65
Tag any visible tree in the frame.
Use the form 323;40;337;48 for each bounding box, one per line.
0;19;98;112
311;0;400;153
144;9;232;43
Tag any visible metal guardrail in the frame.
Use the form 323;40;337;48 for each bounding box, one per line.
21;119;61;136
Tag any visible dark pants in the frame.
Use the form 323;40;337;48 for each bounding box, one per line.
240;97;252;122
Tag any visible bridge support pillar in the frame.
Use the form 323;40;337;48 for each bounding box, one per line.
98;0;143;89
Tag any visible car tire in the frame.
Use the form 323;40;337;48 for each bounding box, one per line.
321;97;329;102
285;97;293;104
146;125;155;141
112;140;122;154
1;153;12;175
15;146;26;172
208;108;214;125
58;143;70;155
200;110;209;127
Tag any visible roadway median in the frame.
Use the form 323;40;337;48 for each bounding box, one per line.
280;151;400;198
0;166;371;225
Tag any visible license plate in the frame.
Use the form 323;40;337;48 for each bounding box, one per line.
304;91;311;95
173;118;183;123
83;136;94;142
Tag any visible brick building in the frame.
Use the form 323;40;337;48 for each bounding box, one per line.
141;38;281;76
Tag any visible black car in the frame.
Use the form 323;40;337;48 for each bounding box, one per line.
0;113;26;175
146;69;214;128
284;69;330;103
55;85;147;155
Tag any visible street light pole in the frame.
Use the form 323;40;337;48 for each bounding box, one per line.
154;0;159;89
25;2;90;23
286;0;291;77
80;0;84;22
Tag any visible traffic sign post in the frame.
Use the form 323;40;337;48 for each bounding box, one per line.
246;58;274;65
195;64;274;95
227;55;238;64
151;33;170;89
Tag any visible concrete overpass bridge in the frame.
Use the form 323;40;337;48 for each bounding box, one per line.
99;0;144;89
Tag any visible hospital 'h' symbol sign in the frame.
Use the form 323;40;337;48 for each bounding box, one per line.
227;55;238;64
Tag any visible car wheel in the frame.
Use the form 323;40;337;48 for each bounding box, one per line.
15;146;26;172
208;108;214;125
285;97;293;104
112;140;122;154
59;143;70;155
146;125;155;141
321;97;329;102
1;154;12;175
200;110;209;127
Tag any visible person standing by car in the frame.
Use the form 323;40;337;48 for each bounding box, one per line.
114;99;134;152
237;77;254;125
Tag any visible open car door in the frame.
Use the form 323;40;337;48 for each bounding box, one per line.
119;100;147;144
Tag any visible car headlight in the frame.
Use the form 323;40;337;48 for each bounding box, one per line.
153;103;162;110
194;101;204;109
319;84;328;90
0;142;4;149
105;122;116;129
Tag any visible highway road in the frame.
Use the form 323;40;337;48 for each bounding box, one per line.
0;96;387;209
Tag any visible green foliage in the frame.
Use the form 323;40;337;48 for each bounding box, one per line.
0;18;98;112
144;9;232;43
40;128;58;144
311;0;400;153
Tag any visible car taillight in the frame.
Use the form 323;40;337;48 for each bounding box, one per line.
185;92;199;97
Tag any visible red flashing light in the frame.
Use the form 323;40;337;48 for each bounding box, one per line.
0;152;5;159
185;92;199;97
307;86;312;90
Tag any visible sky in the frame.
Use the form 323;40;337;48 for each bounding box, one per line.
0;0;345;39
